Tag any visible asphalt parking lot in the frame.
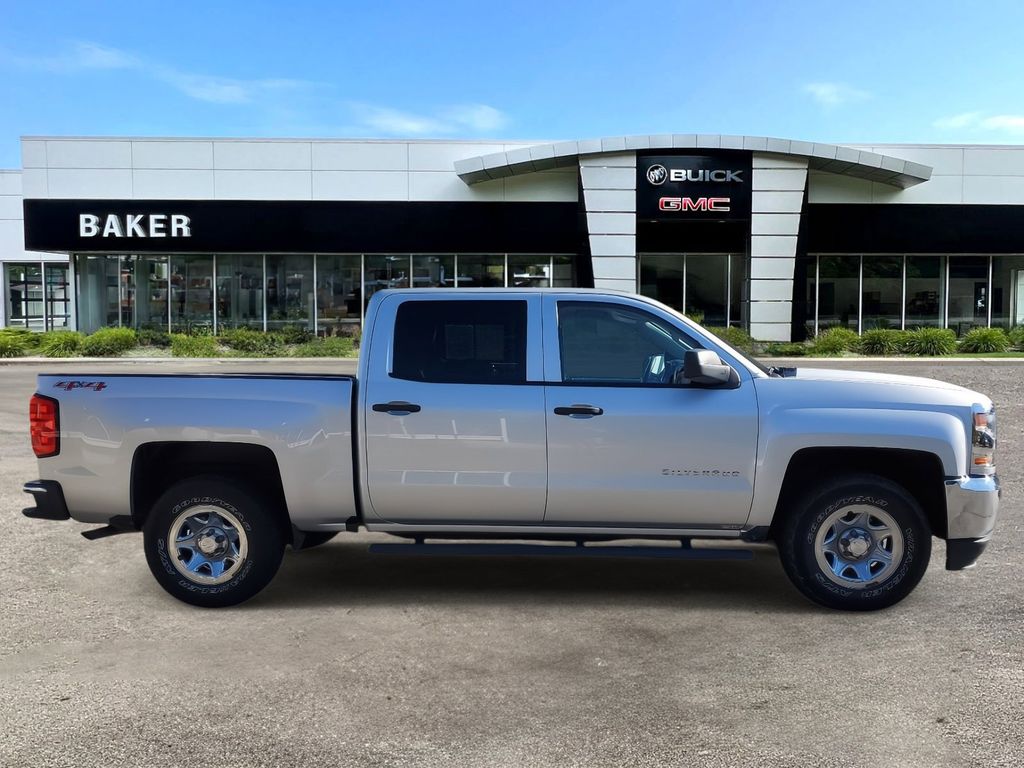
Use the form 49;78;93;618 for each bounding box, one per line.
1;358;1021;768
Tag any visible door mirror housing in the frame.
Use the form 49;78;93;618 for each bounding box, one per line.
679;349;734;386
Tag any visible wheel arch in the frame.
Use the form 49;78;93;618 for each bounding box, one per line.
131;441;291;539
768;447;947;540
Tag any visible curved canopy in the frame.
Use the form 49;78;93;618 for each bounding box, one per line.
454;134;932;189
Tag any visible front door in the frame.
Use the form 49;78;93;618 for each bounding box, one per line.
543;297;758;528
362;294;547;524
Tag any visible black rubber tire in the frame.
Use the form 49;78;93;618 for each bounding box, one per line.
777;474;932;611
143;475;285;608
295;531;338;550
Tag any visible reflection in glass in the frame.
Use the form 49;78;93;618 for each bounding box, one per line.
508;255;551;287
948;256;988;333
265;254;314;330
457;254;505;287
818;255;860;330
216;254;263;329
862;255;903;330
730;253;746;329
639;254;684;311
76;255;120;333
170;255;214;332
44;263;71;329
991;255;1024;330
317;254;361;333
685;253;728;327
123;255;170;330
904;255;945;328
552;255;575;287
412;255;454;288
363;254;407;312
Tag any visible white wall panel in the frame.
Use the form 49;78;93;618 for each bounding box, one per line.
214;170;311;199
963;175;1024;204
752;168;808;191
807;172;874;203
313;142;408;171
312;171;407;201
0;196;22;219
593;276;636;292
408;143;505;171
408;172;504;201
580;166;635;190
751;213;801;236
586;212;636;235
750;235;799;257
749;322;790;342
589;236;636;258
47;168;133;198
0;172;21;195
46;140;131;169
21;141;46;168
749;279;793;302
504;171;577;202
748;302;792;323
750;258;796;279
963;148;1024;177
582;189;634;212
592;256;638;279
132;141;214;169
19;169;47;198
872;174;964;204
213;141;312;170
132;169;216;199
751;190;805;213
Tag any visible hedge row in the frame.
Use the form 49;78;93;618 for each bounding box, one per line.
763;326;1024;357
0;327;358;359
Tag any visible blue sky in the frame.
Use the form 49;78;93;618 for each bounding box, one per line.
1;0;1022;167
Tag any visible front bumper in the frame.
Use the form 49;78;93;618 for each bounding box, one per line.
22;480;70;521
944;474;1000;570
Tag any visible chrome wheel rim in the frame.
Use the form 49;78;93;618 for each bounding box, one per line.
167;506;248;585
814;505;904;589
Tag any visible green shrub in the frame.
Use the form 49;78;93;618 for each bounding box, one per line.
958;327;1010;353
811;326;860;356
858;329;909;356
278;325;314;345
903;327;956;356
706;326;754;352
1005;326;1024;350
170;334;220;357
80;327;137;357
0;333;28;358
220;327;285;355
292;336;356;358
684;311;705;326
0;327;42;350
763;342;809;357
40;331;83;357
136;328;172;348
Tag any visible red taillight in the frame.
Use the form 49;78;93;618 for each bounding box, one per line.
29;394;59;458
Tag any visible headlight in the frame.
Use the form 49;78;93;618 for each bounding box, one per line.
971;404;996;476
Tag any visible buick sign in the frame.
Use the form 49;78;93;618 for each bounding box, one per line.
637;153;752;221
646;164;668;185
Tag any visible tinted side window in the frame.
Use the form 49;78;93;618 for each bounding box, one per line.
393;300;527;384
558;301;698;384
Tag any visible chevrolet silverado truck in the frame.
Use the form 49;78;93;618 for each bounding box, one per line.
23;289;1001;610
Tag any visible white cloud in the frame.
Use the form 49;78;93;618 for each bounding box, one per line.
5;40;315;106
933;112;1024;135
349;102;508;136
803;82;870;107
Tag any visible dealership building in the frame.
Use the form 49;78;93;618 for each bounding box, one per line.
2;134;1024;341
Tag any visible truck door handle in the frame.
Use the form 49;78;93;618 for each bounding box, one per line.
553;404;604;417
372;401;421;415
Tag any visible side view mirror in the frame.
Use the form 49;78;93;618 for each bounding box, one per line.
679;349;733;386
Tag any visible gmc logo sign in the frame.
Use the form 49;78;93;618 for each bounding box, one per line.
658;197;731;212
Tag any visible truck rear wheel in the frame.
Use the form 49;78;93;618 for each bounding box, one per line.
143;476;285;608
778;474;931;611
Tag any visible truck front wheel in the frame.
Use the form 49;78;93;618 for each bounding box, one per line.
143;476;285;608
778;474;932;611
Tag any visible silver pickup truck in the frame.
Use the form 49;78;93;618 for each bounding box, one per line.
23;289;1000;610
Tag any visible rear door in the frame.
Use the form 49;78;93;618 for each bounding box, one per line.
362;294;547;524
542;295;758;528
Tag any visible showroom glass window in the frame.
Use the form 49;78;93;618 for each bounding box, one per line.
947;256;990;333
76;255;120;333
317;254;361;333
638;253;738;327
991;254;1024;330
904;255;945;328
44;263;71;329
170;255;214;333
412;254;454;288
817;255;860;330
265;254;313;331
4;263;44;329
217;254;264;330
862;255;903;330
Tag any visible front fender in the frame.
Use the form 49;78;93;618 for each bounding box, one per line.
747;407;966;528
